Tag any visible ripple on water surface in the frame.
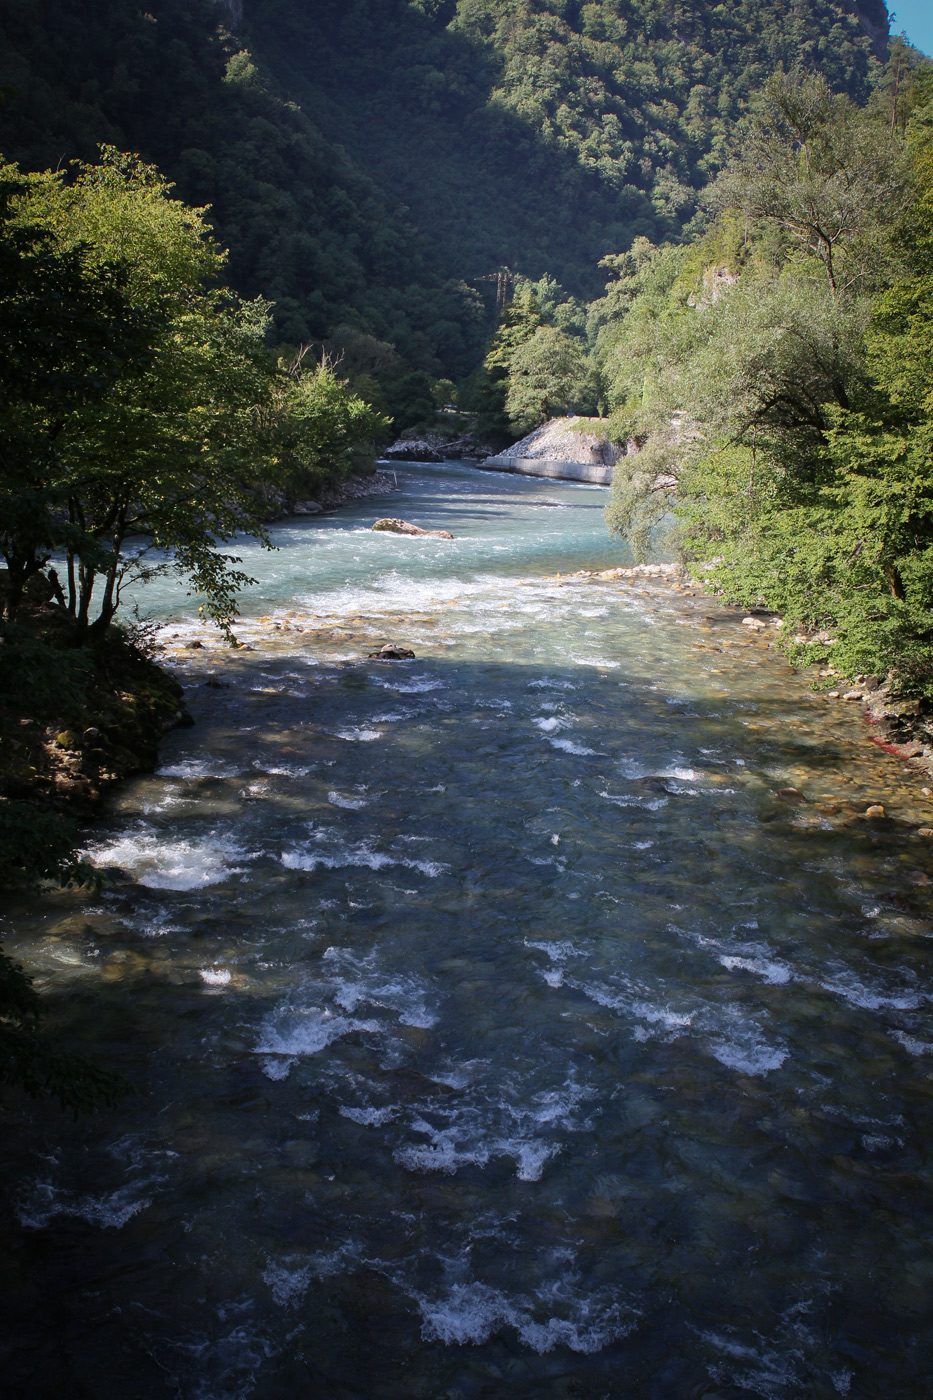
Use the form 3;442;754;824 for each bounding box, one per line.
5;464;933;1400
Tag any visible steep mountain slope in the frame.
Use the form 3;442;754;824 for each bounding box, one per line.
251;0;889;297
0;0;889;382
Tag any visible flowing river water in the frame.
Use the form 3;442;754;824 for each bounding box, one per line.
3;463;933;1399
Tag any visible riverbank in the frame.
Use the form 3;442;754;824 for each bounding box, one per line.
559;560;933;789
0;592;190;890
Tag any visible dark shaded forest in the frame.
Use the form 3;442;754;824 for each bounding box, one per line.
0;0;890;421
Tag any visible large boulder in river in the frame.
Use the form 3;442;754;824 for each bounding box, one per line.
372;517;453;539
382;438;444;462
368;643;416;660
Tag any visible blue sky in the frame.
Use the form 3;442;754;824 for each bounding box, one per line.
889;1;933;56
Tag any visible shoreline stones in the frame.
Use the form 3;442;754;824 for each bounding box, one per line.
565;561;933;784
372;518;454;540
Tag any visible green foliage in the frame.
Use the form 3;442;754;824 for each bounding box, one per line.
505;325;587;431
278;355;391;493
597;62;933;696
1;149;281;638
0;0;890;432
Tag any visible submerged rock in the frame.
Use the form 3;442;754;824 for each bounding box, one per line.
372;517;454;539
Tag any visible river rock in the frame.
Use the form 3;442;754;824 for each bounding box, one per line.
741;617;766;631
382;439;444;462
292;500;323;515
367;643;416;660
775;787;805;800
864;804;886;818
372;518;454;539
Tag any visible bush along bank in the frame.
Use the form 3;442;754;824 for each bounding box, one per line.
0;572;190;892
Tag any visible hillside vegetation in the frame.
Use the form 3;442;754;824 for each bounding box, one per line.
601;61;933;697
0;0;889;421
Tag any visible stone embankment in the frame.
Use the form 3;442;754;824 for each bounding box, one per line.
481;416;619;485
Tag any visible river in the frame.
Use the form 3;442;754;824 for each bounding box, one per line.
3;462;933;1399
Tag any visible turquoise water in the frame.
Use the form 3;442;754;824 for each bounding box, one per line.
3;463;933;1399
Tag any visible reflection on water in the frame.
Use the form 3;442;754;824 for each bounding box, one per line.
3;464;933;1399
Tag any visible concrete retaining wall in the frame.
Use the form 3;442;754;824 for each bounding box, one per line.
476;456;614;485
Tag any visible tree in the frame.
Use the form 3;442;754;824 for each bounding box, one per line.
0;165;156;621
713;70;907;297
4;149;279;638
505;324;586;431
278;350;390;493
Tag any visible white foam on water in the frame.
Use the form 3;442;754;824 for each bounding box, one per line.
294;571;492;621
87;828;250;890
413;1268;639;1353
281;828;447;878
384;676;447;694
892;1029;933;1055
17;1178;152;1230
549;737;602;755
569;974;695;1041
339;1105;398;1126
260;1056;295;1081
706;1009;788;1076
256;1006;379;1079
417;1280;514;1344
619;758;700;782
525;938;578;962
253;762;315;777
262;1259;312;1308
325;946;439;1029
393;1072;591;1182
720;955;794;986
327;791;369;809
157;755;239;779
256;946;438;1079
821;969;924;1011
532;715;571;733
332;726;384;742
200;967;232;987
597;790;669;811
527;678;577;690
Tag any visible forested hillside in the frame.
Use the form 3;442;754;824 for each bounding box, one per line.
601;61;933;696
0;0;889;416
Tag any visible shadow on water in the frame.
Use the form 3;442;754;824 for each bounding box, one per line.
3;636;933;1400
